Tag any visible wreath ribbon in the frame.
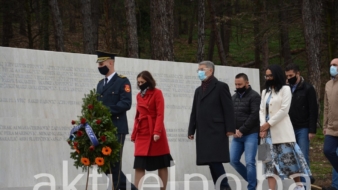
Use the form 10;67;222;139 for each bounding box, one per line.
69;123;99;147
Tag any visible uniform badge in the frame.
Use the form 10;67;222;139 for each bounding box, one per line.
124;84;131;92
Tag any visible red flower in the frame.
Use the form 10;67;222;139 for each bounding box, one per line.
96;119;101;125
71;120;76;125
100;135;106;142
77;130;83;137
88;104;93;110
80;118;86;124
73;141;78;147
89;145;95;151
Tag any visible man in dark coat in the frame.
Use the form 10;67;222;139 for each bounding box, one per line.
96;51;138;190
188;60;235;190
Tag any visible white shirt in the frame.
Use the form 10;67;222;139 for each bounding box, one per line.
105;72;116;85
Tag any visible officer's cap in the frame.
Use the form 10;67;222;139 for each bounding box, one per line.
96;50;117;63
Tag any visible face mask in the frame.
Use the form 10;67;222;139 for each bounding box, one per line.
330;66;338;77
236;86;246;93
265;79;275;87
98;66;109;75
288;76;297;85
139;82;149;91
198;70;207;81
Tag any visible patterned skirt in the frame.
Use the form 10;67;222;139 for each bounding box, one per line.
264;131;312;179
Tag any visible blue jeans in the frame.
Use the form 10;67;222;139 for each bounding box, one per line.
329;144;338;189
294;128;310;166
106;134;137;190
230;132;258;190
324;135;338;172
332;168;338;189
208;162;230;189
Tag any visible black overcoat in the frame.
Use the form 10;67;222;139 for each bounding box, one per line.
188;77;235;165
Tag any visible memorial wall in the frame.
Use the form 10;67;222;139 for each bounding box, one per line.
0;47;260;189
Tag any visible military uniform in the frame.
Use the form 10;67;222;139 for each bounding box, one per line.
95;51;137;190
97;73;131;134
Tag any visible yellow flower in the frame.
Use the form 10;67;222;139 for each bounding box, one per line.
81;157;90;166
95;157;104;166
102;146;112;155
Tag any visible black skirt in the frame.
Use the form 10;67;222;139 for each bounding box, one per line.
133;154;174;171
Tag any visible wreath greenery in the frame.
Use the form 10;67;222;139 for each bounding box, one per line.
67;89;121;173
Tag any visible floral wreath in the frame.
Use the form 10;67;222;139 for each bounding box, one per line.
67;89;121;174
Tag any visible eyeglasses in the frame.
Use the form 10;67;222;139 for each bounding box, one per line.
264;74;273;79
196;68;209;73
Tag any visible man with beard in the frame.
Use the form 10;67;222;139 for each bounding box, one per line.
285;63;318;185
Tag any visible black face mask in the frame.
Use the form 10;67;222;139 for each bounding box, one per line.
265;79;275;87
288;76;297;85
236;86;246;93
139;82;149;91
98;66;109;75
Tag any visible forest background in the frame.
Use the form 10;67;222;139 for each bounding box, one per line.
0;0;335;187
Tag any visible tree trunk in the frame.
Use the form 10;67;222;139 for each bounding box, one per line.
26;1;34;48
302;0;322;102
326;0;338;61
207;31;215;61
279;0;292;66
68;2;77;33
125;0;139;58
41;0;50;50
261;0;269;69
49;0;65;51
253;0;260;69
166;0;175;60
223;0;232;56
188;1;197;44
91;0;99;51
207;0;227;65
80;0;94;54
197;0;205;62
1;0;13;46
150;0;173;61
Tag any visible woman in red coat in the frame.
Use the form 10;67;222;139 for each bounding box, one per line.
131;70;173;190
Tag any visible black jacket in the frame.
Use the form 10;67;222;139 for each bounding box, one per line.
289;77;318;133
232;86;261;135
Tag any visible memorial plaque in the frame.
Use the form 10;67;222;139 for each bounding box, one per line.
0;47;261;189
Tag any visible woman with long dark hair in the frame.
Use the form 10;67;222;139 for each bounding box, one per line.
131;70;173;190
259;65;311;190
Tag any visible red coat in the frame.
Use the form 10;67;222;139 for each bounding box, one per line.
131;88;170;156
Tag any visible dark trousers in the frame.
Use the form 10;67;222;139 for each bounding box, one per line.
208;162;230;189
324;135;338;172
106;134;137;190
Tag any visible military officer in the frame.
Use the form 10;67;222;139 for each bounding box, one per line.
96;50;137;190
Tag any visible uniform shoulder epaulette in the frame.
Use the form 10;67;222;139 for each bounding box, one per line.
118;74;126;78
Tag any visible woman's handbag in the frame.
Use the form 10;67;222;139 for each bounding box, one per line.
257;138;272;163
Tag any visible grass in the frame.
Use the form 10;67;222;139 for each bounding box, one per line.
309;129;334;187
